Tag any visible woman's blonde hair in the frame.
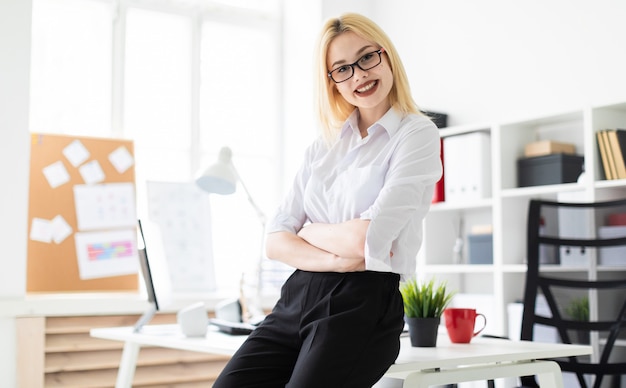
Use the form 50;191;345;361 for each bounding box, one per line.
314;13;420;145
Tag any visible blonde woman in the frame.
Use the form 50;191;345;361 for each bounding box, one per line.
214;13;442;388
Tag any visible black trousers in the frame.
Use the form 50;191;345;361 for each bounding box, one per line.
213;270;404;388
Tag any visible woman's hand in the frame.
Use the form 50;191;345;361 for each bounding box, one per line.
333;256;366;272
266;231;366;273
297;219;369;259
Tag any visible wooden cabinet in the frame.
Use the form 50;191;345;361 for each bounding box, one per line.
17;313;229;387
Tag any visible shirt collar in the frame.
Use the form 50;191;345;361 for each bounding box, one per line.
339;108;403;139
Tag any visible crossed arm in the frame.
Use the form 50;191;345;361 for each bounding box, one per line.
265;219;369;273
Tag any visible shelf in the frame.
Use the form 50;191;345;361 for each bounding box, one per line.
600;338;626;347
420;101;626;337
538;265;599;272
500;182;584;199
498;264;626;273
421;264;626;273
430;198;492;212
439;122;492;137
597;265;626;271
594;178;626;189
420;265;495;274
501;265;527;273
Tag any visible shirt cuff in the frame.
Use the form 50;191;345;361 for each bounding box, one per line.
364;244;392;272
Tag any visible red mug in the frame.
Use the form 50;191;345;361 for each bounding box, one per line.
443;308;487;344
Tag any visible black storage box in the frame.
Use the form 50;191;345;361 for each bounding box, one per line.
421;111;448;129
517;154;584;187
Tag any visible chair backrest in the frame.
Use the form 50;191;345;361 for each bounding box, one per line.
520;198;626;388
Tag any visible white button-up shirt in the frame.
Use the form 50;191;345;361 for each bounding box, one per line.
267;108;442;280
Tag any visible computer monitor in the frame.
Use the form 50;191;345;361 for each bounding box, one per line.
134;219;172;332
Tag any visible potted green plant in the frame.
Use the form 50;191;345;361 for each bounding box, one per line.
565;296;589;344
400;278;456;347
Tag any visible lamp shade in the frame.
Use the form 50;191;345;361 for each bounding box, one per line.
195;147;237;195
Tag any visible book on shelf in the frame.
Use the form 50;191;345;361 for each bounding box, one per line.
597;130;612;179
607;129;626;179
596;131;606;179
603;130;618;179
597;128;626;180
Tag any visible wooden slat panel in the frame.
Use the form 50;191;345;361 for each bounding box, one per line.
46;332;123;352
43;313;230;387
45;361;227;388
16;316;46;388
133;361;227;385
45;347;229;372
142;382;217;388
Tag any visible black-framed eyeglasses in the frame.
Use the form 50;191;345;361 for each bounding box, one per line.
327;48;385;83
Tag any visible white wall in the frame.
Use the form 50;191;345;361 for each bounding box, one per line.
375;0;626;126
0;0;31;298
322;0;374;17
0;0;32;385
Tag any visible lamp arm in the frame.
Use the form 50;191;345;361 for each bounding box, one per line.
231;164;267;322
232;164;267;228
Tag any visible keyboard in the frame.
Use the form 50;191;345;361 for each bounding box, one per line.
209;318;257;335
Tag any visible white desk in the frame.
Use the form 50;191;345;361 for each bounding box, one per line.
91;325;592;388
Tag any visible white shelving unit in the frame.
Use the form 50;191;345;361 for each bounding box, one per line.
418;101;626;337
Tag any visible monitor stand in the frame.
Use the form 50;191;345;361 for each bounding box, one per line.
133;303;157;333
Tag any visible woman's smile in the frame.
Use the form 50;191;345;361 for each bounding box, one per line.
355;80;378;95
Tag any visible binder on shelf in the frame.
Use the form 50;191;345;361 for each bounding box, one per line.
426;110;447;204
443;131;491;203
432;138;445;203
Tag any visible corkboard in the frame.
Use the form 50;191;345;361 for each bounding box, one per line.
27;133;138;292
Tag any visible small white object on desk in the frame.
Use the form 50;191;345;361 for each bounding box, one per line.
176;302;209;337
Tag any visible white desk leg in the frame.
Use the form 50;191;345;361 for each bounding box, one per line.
401;360;564;388
535;361;565;388
116;341;141;388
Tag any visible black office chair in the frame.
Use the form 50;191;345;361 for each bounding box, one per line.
519;198;626;388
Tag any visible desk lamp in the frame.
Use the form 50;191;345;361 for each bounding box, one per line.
195;146;266;323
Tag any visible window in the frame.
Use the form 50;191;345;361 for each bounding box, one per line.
199;18;283;293
29;0;284;295
30;0;112;135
